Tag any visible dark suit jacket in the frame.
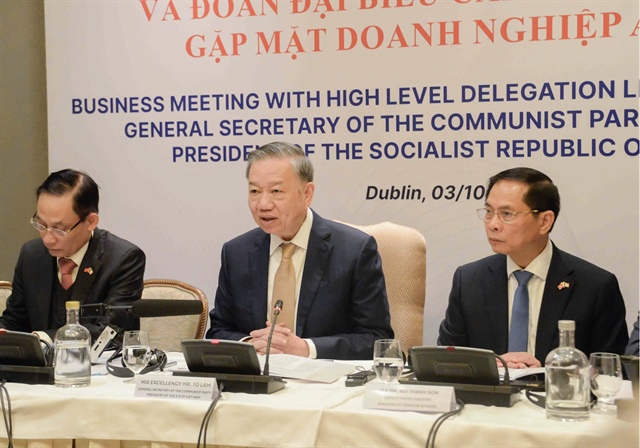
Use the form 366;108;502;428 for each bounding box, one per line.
625;312;639;357
0;228;146;341
438;243;629;363
206;211;394;360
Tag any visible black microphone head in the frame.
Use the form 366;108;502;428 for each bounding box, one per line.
80;303;107;318
130;299;203;318
274;300;283;314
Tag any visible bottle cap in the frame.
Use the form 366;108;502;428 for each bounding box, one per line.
558;320;575;331
65;300;80;310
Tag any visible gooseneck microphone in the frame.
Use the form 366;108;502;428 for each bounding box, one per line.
130;299;203;318
80;299;203;319
263;300;283;376
85;300;202;363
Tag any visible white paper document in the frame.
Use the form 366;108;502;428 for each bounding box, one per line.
499;366;545;381
259;354;357;383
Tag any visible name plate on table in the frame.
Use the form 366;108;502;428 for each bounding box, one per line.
364;382;456;413
134;374;218;401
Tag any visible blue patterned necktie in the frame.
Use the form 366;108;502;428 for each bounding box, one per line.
508;270;534;352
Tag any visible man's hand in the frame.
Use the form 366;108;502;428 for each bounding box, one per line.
249;322;310;357
499;352;542;369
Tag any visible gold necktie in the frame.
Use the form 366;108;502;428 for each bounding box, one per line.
59;258;77;290
273;243;296;332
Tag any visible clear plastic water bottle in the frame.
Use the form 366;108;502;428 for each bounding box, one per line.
545;320;590;421
54;300;91;387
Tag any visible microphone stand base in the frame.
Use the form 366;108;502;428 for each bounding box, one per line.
172;370;286;394
400;378;521;407
0;365;54;385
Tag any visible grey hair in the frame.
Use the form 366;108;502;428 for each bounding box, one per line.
246;142;314;182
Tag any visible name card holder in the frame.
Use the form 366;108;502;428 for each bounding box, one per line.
134;374;219;401
364;382;456;413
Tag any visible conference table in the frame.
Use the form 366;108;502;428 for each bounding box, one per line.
1;353;638;448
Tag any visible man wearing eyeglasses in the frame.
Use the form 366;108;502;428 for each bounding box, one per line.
0;169;146;344
438;167;628;368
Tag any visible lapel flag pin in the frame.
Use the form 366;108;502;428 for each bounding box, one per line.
84;267;94;275
557;281;570;290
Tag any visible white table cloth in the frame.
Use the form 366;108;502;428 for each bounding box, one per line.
1;354;637;447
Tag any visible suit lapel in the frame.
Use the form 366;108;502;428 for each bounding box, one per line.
72;230;104;304
482;256;510;354
249;232;270;329
296;212;332;336
536;245;575;360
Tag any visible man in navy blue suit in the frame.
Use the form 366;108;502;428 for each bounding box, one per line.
438;167;628;368
207;142;393;360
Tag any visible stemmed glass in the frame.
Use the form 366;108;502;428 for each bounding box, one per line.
589;352;622;415
373;339;404;383
122;330;151;384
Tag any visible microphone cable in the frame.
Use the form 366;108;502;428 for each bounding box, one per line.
105;347;167;377
41;339;54;366
494;353;510;385
197;382;224;448
0;379;13;447
425;399;464;448
496;353;548;408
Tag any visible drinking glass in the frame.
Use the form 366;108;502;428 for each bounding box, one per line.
122;330;151;384
373;339;404;383
589;352;622;415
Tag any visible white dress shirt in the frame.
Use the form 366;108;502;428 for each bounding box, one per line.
267;208;317;358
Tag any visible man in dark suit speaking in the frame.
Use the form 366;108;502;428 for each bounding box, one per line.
206;142;393;360
0;169;146;343
438;167;628;368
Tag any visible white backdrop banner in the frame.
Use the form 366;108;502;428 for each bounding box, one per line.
44;0;639;344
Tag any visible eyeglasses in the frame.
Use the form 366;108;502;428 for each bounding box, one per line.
477;208;539;224
30;215;83;237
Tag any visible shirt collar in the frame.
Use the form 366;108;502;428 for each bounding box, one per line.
506;239;553;280
58;234;91;268
270;208;313;255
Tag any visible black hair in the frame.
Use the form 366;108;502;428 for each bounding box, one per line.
36;168;99;218
486;167;560;231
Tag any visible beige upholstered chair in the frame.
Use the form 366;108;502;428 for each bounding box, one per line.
0;281;11;314
338;221;426;353
140;279;208;352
